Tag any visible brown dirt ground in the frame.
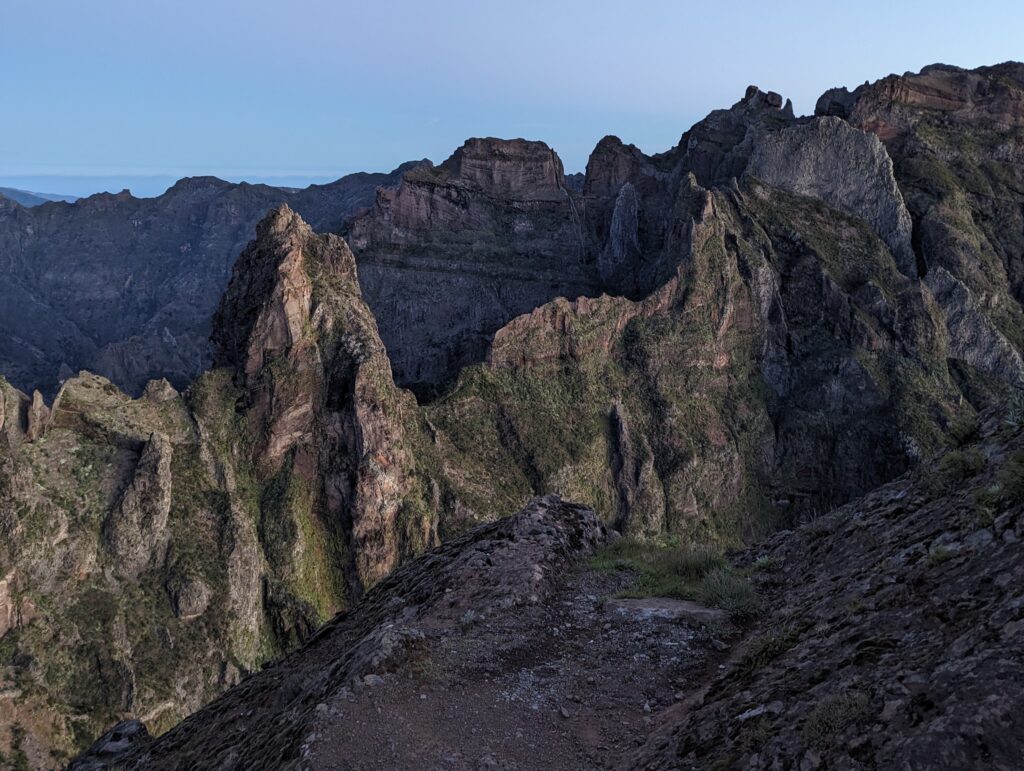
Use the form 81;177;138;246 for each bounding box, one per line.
305;568;739;770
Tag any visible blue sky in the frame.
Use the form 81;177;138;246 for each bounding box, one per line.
3;0;1022;196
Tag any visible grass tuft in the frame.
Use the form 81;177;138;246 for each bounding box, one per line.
591;539;738;605
802;690;872;748
698;568;760;620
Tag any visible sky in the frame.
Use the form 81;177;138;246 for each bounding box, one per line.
3;0;1023;197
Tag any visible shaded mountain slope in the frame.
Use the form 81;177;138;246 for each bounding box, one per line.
0;208;444;765
631;415;1024;769
0;165;415;398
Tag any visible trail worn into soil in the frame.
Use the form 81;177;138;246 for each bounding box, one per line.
306;569;735;770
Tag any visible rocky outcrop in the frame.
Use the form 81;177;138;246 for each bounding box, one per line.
925;267;1024;381
673;85;795;187
819;62;1024;358
0;164;415;398
609;401;665;534
597;182;642;283
0;571;35;638
346;138;598;394
102;432;173;580
0;378;28;446
746;116;916;275
816;62;1024;134
165;572;211;620
25;390;49;442
69;496;605;771
631;419;1024;769
439;137;568;199
212;204;440;592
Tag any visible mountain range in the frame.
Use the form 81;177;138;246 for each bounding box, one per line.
1;61;1023;769
0;189;77;208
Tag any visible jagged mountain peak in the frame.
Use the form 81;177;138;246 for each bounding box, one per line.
211;204;359;377
740;84;795;117
816;60;1024;130
5;60;1024;766
163;175;235;195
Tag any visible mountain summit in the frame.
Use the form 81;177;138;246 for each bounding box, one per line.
1;62;1023;768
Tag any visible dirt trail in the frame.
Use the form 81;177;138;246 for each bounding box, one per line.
306;568;737;770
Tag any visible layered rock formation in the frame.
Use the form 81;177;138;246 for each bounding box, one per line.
345;138;599;394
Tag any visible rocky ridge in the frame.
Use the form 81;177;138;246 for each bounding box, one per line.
2;62;1024;767
0;164;417;398
0;208;445;765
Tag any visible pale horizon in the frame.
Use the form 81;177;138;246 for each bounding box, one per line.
4;0;1023;197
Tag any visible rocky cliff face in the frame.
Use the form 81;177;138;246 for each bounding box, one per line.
746;116;917;275
0;165;415;398
3;62;1024;768
631;416;1024;769
425;170;970;541
345;138;598;394
818;62;1024;381
210;205;440;592
0;209;442;767
416;69;1024;543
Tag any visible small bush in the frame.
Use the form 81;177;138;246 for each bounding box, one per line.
948;412;980;446
802;691;872;748
801;513;836;539
925;546;955;568
937;448;986;485
653;545;726;581
997;450;1024;504
698;569;760;620
751;554;780;572
737;624;799;677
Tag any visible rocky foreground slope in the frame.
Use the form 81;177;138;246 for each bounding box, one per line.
70;420;1024;770
71;496;608;770
2;62;1024;766
632;415;1024;770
